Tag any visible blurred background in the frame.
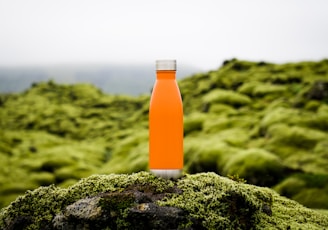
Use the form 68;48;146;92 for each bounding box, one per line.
0;0;327;94
0;0;328;212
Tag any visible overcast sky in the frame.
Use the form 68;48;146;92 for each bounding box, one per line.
0;0;327;70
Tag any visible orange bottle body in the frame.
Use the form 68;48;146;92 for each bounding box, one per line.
149;70;184;170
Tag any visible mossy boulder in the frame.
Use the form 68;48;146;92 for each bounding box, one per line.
238;82;287;97
274;173;328;209
184;136;239;174
259;107;301;130
223;148;285;186
183;112;206;135
207;103;236;114
202;89;252;107
203;115;255;134
266;124;327;151
1;172;328;230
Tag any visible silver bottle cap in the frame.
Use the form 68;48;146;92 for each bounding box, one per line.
156;60;176;71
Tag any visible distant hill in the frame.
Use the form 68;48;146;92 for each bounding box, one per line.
0;64;201;95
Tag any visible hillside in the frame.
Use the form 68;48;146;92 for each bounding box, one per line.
0;58;328;210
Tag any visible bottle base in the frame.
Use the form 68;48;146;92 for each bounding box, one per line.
150;169;182;179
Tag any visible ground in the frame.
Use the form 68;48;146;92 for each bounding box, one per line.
0;172;327;229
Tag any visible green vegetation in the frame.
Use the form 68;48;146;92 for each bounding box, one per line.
1;59;328;212
1;172;328;229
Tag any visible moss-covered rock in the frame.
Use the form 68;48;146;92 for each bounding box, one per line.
1;172;328;230
203;89;252;107
274;176;306;198
267;124;327;150
183;112;206;135
203;116;255;134
223;148;285;186
238;82;287;97
207;103;236;114
274;173;328;209
184;136;239;174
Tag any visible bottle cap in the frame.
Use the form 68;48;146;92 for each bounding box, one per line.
156;60;176;71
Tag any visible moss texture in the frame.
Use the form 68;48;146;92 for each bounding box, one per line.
0;172;327;229
1;59;328;210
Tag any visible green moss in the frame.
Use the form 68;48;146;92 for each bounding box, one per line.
296;173;328;188
202;89;252;107
160;173;328;229
301;110;328;132
305;100;321;111
0;182;38;196
267;124;327;149
1;172;327;229
100;131;148;174
160;173;269;229
183;113;205;135
274;174;328;209
223;148;285;186
208;103;236;114
203;115;255;134
1;59;328;210
283;152;328;174
99;191;136;228
314;139;328;154
254;85;287;99
239;82;287;97
293;188;328;209
0;183;39;207
54;164;96;182
30;172;56;186
220;129;250;147
0;130;108;207
237;81;259;95
184;136;239;174
260;107;301;130
317;209;328;216
57;179;78;188
195;79;212;94
0;172;175;229
274;176;306;197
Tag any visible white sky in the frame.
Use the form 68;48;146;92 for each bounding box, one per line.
0;0;327;70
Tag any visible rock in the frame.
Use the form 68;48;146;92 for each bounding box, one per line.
52;190;191;230
127;203;191;230
0;172;327;230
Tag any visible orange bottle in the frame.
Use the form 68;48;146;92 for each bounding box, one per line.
149;60;183;179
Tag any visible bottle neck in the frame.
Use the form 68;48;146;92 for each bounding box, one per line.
156;70;176;79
